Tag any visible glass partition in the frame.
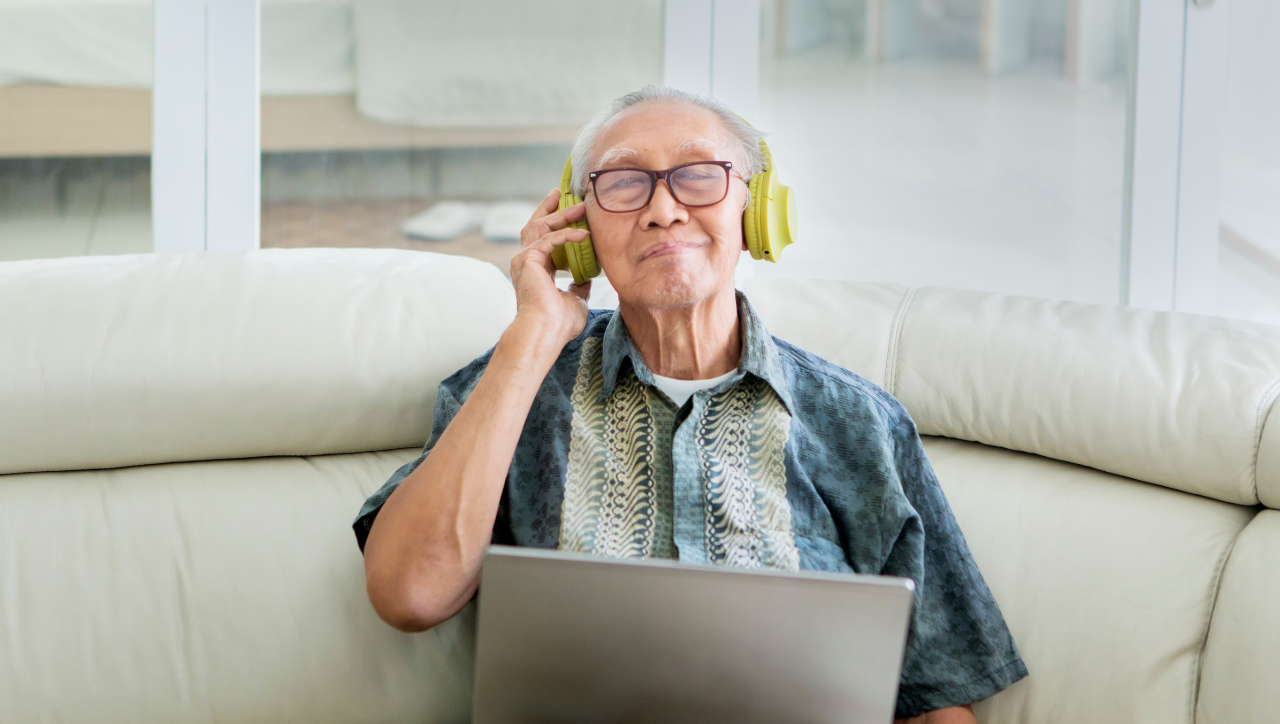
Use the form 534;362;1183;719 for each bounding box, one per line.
1216;0;1280;326
259;0;664;275
756;0;1134;305
0;0;154;262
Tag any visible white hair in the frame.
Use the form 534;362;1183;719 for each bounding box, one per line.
568;86;767;197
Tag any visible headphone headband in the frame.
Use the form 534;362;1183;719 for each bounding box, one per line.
552;129;796;283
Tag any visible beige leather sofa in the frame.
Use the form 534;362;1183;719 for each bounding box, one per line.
2;248;1277;724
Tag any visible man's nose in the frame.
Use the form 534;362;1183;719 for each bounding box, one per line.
643;179;685;228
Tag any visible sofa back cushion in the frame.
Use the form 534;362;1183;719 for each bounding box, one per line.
0;249;515;476
1255;410;1280;508
746;279;1280;507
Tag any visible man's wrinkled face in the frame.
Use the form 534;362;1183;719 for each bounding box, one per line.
584;100;748;311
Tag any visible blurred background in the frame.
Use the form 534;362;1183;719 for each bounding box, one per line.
0;0;1275;323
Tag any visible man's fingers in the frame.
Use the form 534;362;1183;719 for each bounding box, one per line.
519;190;561;245
511;226;590;278
536;201;587;232
523;226;589;256
524;189;560;227
529;188;559;221
522;200;587;246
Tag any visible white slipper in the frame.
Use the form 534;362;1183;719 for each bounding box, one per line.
402;201;483;241
482;201;539;242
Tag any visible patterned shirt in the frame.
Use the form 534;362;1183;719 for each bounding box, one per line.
354;292;1027;718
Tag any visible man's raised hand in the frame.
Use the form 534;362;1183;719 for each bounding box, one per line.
510;188;594;346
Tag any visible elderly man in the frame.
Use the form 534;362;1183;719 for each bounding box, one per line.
355;86;1026;723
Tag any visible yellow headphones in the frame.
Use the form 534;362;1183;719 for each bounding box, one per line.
551;137;798;285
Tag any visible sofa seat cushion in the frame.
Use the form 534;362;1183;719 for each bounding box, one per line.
1196;510;1280;724
923;437;1254;724
0;448;473;724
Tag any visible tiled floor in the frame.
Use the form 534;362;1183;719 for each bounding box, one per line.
756;50;1130;307
0;156;153;259
261;199;522;273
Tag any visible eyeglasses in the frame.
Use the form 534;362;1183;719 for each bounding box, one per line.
588;161;737;213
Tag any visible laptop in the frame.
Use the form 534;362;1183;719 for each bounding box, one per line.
472;546;915;724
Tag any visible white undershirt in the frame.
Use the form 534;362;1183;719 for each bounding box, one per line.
651;369;738;408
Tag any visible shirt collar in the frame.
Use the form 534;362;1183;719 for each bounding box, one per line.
599;290;795;413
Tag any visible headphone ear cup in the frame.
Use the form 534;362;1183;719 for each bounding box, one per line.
744;172;765;260
557;160;602;284
743;135;796;265
564;195;600;285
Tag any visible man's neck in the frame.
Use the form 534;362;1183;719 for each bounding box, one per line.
618;287;741;380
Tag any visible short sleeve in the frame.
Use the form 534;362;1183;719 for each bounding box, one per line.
351;350;493;552
884;417;1028;718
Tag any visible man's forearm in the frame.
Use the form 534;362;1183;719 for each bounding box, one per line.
362;318;565;631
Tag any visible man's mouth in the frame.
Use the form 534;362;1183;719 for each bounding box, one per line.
640;241;702;261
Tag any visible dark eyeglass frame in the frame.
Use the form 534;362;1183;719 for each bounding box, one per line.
588;161;736;213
